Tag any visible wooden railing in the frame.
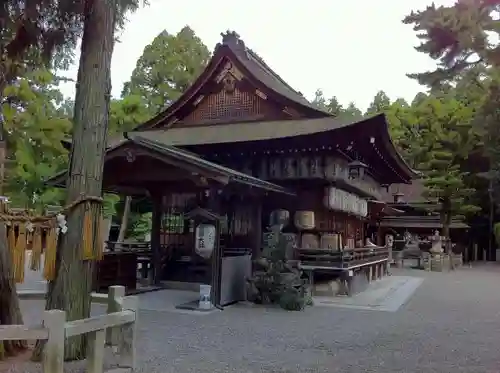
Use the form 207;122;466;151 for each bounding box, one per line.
1;285;137;373
299;246;389;269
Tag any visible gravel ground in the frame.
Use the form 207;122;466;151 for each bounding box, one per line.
5;263;500;373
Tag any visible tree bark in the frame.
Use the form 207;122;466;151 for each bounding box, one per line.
0;225;27;359
0;81;26;359
441;199;453;270
117;196;132;243
33;0;117;361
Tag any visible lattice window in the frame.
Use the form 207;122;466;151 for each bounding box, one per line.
184;87;262;123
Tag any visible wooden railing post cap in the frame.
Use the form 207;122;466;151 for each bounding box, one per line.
109;285;126;297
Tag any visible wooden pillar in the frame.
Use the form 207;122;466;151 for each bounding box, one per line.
376;222;383;246
252;198;262;259
150;193;163;285
204;186;223;308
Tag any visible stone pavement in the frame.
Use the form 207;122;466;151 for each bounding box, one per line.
15;263;500;373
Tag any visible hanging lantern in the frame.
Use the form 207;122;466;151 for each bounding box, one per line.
195;223;216;259
348;160;368;179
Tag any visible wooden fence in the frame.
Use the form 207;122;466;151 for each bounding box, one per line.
0;285;138;373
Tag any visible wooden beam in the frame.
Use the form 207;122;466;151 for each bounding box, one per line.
107;145;232;182
150;192;163;285
65;311;135;338
0;325;49;340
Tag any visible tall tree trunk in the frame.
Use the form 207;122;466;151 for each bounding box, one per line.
34;0;117;361
489;177;494;261
441;199;453;270
117;196;132;243
0;84;26;359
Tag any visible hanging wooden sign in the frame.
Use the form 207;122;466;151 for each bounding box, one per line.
324;157;337;180
310;156;323;178
336;160;348;179
269;158;281;179
258;158;268;179
324;186;368;218
282;157;297;178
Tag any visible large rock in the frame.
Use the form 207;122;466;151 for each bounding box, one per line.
313;280;340;297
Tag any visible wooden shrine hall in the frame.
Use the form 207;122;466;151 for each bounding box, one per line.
48;30;418;304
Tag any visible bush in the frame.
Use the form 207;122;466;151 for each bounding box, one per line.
246;226;311;311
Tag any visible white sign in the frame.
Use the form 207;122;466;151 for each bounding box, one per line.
195;224;216;259
324;186;368;218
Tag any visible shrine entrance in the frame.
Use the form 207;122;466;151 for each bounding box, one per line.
47;135;294;307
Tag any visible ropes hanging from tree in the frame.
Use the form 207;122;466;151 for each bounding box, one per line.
0;194;104;282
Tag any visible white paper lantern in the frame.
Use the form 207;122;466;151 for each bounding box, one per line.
332;188;339;210
324;187;332;209
195;224;216;259
358;199;368;217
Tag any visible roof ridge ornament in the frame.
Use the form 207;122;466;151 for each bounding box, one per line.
220;30;246;50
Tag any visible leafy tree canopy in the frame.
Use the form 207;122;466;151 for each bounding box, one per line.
402;0;500;86
122;26;211;114
2;68;70;209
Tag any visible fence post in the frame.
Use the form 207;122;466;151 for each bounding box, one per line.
86;329;106;373
106;285;125;347
118;295;138;371
42;310;65;373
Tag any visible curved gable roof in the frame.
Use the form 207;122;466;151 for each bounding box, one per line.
135;30;330;130
128;113;419;183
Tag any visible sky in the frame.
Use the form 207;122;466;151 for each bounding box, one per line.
58;0;457;111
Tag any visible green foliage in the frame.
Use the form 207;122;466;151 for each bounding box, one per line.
2;68;70;210
103;194;120;218
109;95;151;133
311;90;363;120
109;26;210;237
365;90;391;116
0;0;148;213
0;0;147;88
128;212;152;240
122;26;211;114
399;92;480;236
403;0;500;230
247;226;311;311
402;1;499;87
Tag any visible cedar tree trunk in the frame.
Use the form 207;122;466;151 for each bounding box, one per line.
0;83;26;359
441;198;453;269
34;0;117;361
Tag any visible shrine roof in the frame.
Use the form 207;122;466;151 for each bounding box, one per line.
135;30;330;131
379;215;469;229
126;134;295;195
47;135;295;196
381;180;428;203
128;113;419;182
222;31;329;115
131;114;379;146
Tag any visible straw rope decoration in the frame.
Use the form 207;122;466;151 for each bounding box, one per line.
30;226;43;271
82;201;93;260
95;209;104;260
0;195;103;283
43;226;58;281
